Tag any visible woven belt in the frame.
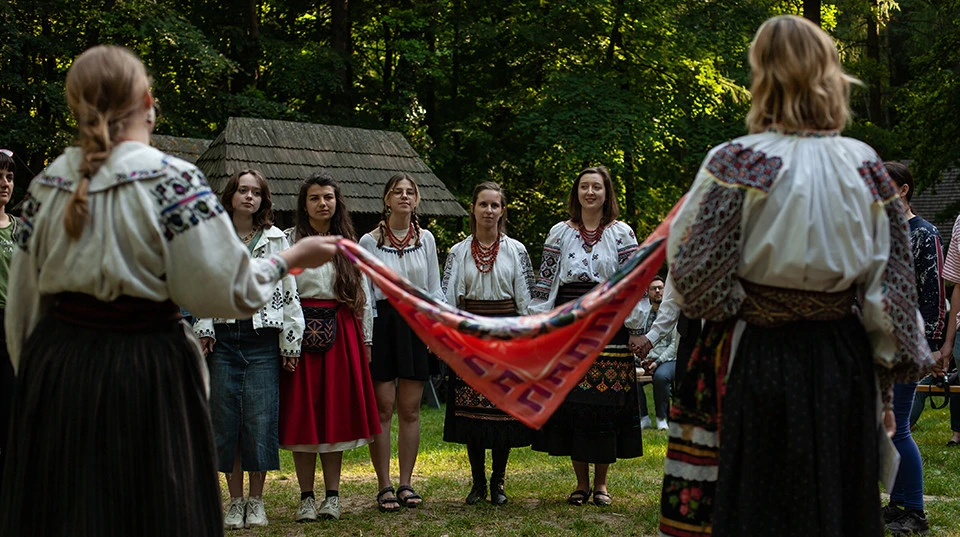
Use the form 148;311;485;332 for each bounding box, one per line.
739;280;856;327
462;298;516;316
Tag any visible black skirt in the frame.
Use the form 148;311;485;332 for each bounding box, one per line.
531;283;643;464
443;299;534;449
712;316;882;537
370;299;433;382
0;294;223;537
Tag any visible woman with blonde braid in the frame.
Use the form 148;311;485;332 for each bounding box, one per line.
359;173;442;512
0;45;338;537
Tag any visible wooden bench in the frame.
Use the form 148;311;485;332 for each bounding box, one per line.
915;384;960;395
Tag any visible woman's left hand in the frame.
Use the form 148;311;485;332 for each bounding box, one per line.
282;355;299;372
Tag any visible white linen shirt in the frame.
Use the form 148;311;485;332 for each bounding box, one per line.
441;234;535;315
6;142;291;369
358;229;443;310
194;225;304;358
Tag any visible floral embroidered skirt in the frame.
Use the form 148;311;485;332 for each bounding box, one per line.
531;284;643;464
659;315;882;537
279;299;381;453
443;299;534;449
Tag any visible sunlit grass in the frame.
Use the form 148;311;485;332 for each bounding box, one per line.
222;390;960;536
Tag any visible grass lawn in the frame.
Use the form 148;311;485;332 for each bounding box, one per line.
222;390;960;536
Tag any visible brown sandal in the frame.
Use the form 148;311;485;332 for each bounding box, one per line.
567;489;590;506
592;490;612;506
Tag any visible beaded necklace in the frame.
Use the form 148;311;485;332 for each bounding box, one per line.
578;222;605;253
471;234;501;273
239;226;258;244
385;222;415;257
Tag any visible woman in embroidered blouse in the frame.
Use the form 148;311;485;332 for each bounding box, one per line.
529;166;644;507
0;46;337;537
441;181;535;506
279;172;380;522
195;169;305;530
359;173;442;512
658;16;932;537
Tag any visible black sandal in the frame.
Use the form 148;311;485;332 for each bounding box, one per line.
567;489;590;506
592;490;612;506
397;484;423;508
377;486;401;513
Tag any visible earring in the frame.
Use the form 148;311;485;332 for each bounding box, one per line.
385;206;392;217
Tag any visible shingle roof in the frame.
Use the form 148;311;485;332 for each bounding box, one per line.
151;135;212;164
195;118;466;216
911;167;960;251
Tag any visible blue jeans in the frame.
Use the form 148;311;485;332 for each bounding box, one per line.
652;361;676;420
891;381;924;510
208;320;281;473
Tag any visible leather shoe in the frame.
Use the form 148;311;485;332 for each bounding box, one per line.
490;476;508;506
465;482;487;505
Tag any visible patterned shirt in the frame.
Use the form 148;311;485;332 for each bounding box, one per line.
908;215;945;344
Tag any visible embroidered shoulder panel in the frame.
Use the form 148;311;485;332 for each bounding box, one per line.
151;168;225;241
532;245;560;301
671;183;746;321
705;143;782;193
14;193;41;251
858;160;898;203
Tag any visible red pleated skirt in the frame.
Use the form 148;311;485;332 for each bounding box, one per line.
279;299;381;452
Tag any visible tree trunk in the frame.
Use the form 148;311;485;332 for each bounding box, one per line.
330;0;353;121
804;0;820;26
866;1;883;125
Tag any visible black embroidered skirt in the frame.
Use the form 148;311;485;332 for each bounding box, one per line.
443;299;534;449
531;284;643;463
0;294;223;537
710;316;881;537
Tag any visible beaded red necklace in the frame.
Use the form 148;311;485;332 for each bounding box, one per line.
385;222;415;257
471;234;501;273
578;222;605;253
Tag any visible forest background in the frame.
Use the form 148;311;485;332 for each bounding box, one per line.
2;0;958;255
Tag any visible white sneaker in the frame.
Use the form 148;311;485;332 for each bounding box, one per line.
318;496;341;520
657;418;669;430
223;497;246;530
640;415;652;429
296;496;317;522
245;496;269;528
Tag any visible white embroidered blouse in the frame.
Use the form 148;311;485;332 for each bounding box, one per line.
5;142;292;368
441;234;535;315
529;220;644;330
193;225;305;358
358;228;443;309
284;228;374;344
667;129;933;394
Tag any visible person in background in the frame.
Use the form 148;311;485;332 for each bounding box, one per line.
881;161;943;535
280;172;380;522
441;181;535;506
0;148;18;479
660;16;932;536
196;169;305;530
635;276;680;431
359;173;442;512
0;45;337;537
530;165;644;508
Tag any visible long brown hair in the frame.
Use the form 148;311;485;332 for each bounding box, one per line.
469;181;508;236
568;166;619;225
63;45;151;239
375;172;422;248
219;169;275;230
293;172;366;314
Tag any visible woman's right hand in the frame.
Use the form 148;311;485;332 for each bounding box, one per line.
280;236;341;271
200;337;215;355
